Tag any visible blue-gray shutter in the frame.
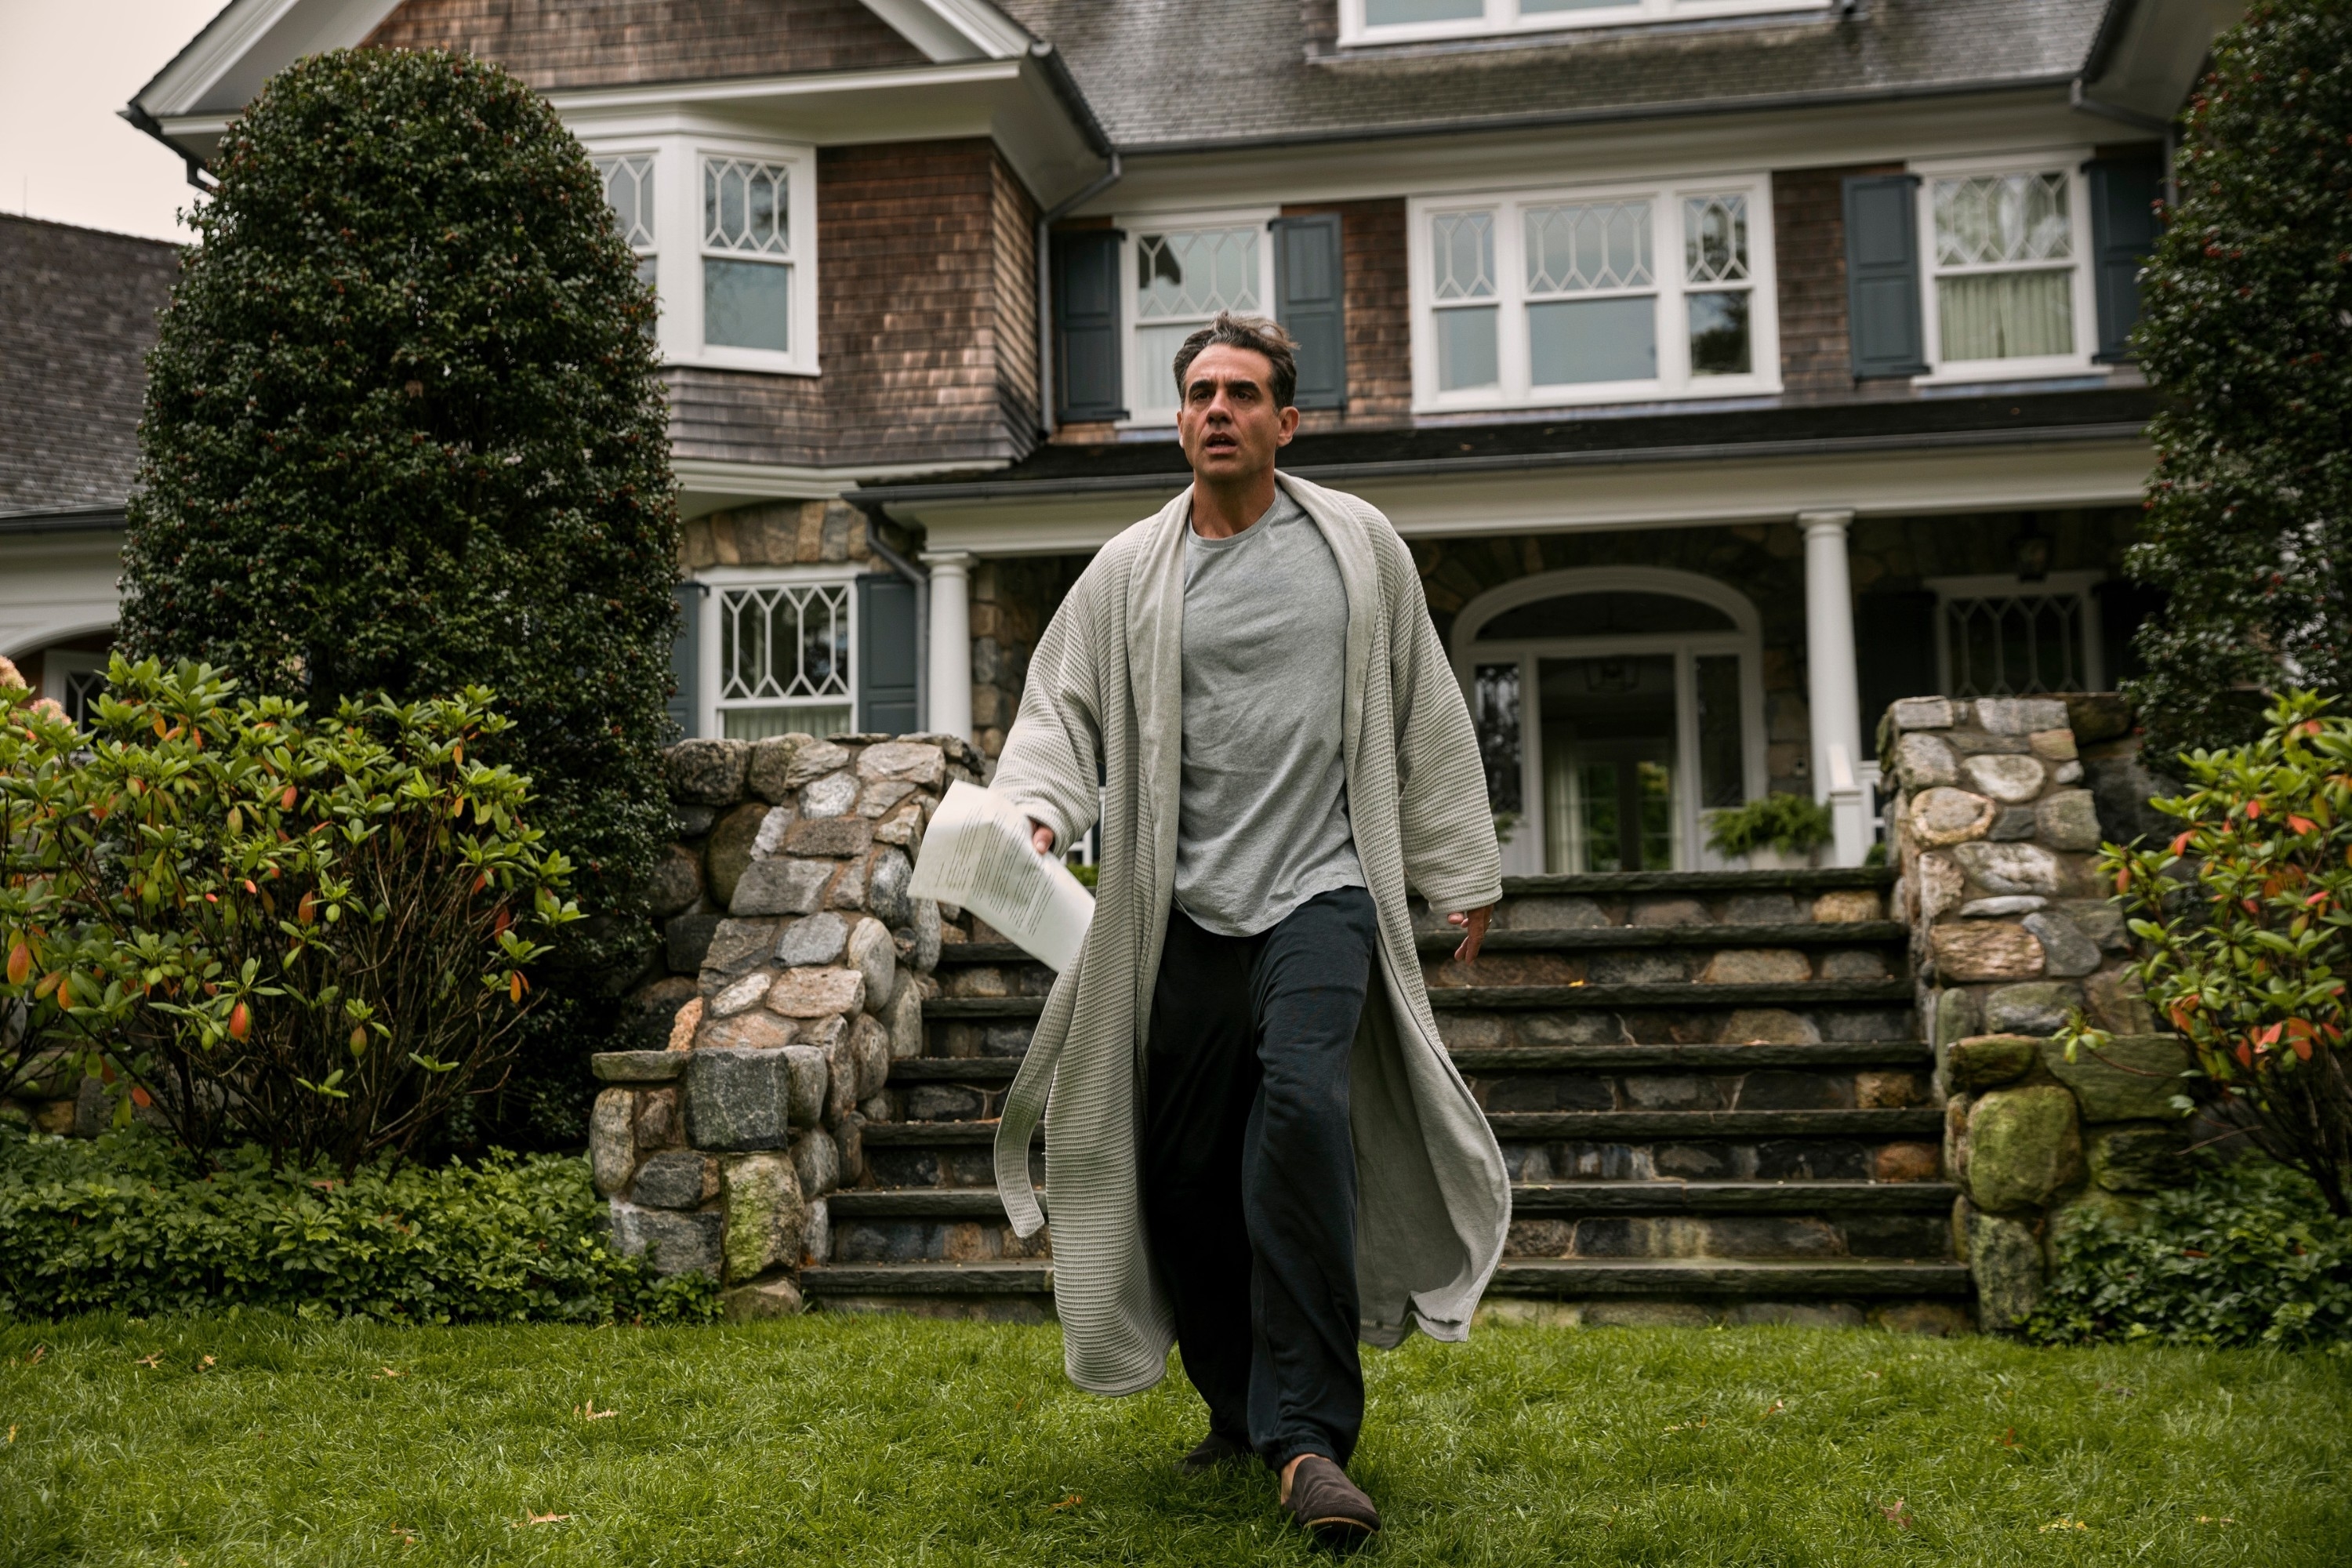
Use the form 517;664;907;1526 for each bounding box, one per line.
1053;228;1126;422
857;572;920;738
1272;212;1346;410
666;581;702;739
1843;174;1928;379
2087;154;2163;362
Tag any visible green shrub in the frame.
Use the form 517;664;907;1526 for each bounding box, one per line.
119;46;682;1142
2124;0;2352;757
0;659;578;1171
0;1125;715;1325
1704;792;1832;858
2021;1159;2352;1351
2062;691;2352;1214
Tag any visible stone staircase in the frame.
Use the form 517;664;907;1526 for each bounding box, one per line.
800;869;1971;1331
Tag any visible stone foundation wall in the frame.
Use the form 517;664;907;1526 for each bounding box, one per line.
590;731;980;1316
1883;694;2193;1330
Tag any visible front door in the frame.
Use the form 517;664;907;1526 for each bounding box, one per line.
1540;654;1679;873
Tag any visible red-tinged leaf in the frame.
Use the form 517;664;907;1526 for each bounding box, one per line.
2257;1022;2283;1046
298;892;318;924
2290;816;2318;835
2309;891;2331;907
152;717;167;738
2172;831;2194;856
493;907;511;936
228;1001;251;1041
2246;798;2264;818
5;942;29;987
2292;1038;2314;1062
509;971;525;1004
2116;868;2132;895
2235;1042;2255;1069
281;786;296;810
243;880;257;895
472;871;488;895
34;970;62;1000
129;1085;152;1109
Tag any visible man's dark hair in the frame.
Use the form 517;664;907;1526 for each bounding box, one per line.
1172;311;1299;409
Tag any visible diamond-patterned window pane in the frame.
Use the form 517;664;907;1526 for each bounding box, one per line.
593;154;656;250
1134;228;1258;320
1683;194;1748;283
1525;201;1653;295
704;158;789;255
1933;172;2071;267
1432;211;1495;301
1944;593;2084;697
720;583;851;704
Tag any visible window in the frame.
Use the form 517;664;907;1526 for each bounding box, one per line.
1414;180;1775;409
1345;0;1828;46
593;153;659;292
1125;218;1272;419
1916;159;2094;379
1929;572;2107;697
714;579;855;739
38;648;107;730
580;136;817;374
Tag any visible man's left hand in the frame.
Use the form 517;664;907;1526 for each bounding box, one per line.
1447;906;1492;965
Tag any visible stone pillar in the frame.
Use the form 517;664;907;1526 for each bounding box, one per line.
922;551;974;744
1800;510;1868;866
592;729;981;1317
1882;695;2194;1330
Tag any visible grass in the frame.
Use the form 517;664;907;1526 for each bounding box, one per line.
3;1315;2349;1566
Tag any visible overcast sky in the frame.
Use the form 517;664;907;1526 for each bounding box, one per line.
0;1;230;241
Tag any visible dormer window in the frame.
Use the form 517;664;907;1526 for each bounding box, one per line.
1345;0;1831;47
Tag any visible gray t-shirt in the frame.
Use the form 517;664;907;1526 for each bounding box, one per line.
1174;486;1365;938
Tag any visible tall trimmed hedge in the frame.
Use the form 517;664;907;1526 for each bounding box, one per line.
121;49;681;1137
2126;1;2352;757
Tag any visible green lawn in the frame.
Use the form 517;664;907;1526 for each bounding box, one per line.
3;1315;2348;1566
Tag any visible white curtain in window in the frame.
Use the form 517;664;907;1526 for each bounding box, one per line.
1938;270;2074;361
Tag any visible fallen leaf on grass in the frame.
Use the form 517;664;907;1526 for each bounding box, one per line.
2039;1516;2089;1533
511;1512;572;1528
1051;1494;1083;1512
25;1346;45;1365
199;1356;216;1370
1760;1399;1784;1418
6;1425;16;1443
575;1399;619;1421
136;1353;162;1369
1663;1417;1708;1433
1881;1500;1912;1530
2196;1516;2237;1526
2002;1427;2017;1448
374;1367;404;1380
390;1526;419;1546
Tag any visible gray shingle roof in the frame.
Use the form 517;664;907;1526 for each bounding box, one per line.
0;216;180;514
1003;0;2114;152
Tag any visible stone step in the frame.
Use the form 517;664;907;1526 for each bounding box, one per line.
1497;869;1893;896
800;1260;1053;1298
826;1178;1956;1224
1486;1109;1938;1140
936;923;1906;971
1487;1258;1969;1298
921;979;1914;1022
887;1040;1932;1085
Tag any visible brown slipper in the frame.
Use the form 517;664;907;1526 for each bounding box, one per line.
1178;1430;1250;1474
1282;1455;1380;1548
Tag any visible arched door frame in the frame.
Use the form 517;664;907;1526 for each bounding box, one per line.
1452;567;1769;874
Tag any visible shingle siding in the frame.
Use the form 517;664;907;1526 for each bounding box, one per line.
1280;198;1412;431
666;140;1039;471
364;0;926;89
1772;163;1914;404
0;216;180;514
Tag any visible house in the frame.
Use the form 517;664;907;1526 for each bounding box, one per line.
0;215;180;723
7;0;2236;875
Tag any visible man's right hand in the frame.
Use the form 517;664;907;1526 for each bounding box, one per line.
1029;818;1055;856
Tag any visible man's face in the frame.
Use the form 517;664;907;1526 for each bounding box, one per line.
1175;344;1298;485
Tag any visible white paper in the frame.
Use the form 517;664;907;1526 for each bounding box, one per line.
908;781;1094;972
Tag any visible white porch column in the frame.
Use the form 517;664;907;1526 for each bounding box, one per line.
1800;510;1870;867
921;550;974;743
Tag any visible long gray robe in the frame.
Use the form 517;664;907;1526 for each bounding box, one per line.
989;470;1509;1396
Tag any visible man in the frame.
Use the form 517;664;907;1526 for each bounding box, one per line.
988;313;1508;1548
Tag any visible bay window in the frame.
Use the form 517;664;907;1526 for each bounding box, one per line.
1413;179;1776;410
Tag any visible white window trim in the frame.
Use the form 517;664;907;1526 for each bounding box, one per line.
1926;570;2107;696
1407;176;1781;415
695;564;862;741
1451;568;1769;876
40;648;107;727
580;131;820;377
1115;205;1281;429
1911;150;2100;387
1341;0;1828;49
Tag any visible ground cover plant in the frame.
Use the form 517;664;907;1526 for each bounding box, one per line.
0;1127;711;1327
2125;0;2352;757
0;662;575;1167
2024;1158;2352;1350
121;45;683;1142
2;1316;2347;1566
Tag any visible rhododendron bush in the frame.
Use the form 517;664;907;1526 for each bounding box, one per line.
0;658;577;1171
2067;691;2352;1214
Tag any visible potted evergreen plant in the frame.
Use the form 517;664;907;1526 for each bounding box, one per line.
1705;792;1833;869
